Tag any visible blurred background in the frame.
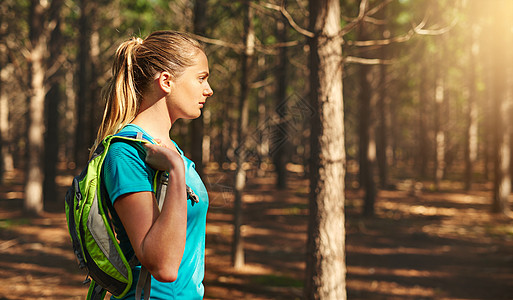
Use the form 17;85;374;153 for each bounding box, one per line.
1;0;513;299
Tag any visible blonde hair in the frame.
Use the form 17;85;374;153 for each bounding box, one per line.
90;31;202;157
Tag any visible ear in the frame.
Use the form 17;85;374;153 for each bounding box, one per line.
158;71;173;93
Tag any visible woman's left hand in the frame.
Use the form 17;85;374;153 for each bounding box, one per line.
143;142;184;173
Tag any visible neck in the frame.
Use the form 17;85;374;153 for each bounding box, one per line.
131;95;173;144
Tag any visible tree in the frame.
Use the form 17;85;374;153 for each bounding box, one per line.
491;1;513;215
0;2;16;182
305;0;346;298
25;0;64;214
274;1;289;190
432;1;448;191
0;52;14;183
376;5;391;189
74;0;97;167
43;0;66;204
358;18;378;217
463;0;479;191
433;55;446;190
417;42;430;179
232;0;254;269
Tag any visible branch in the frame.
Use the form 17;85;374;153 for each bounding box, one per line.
344;56;393;65
259;0;392;39
250;75;274;89
362;16;387;26
413;16;458;35
255;39;301;55
338;0;368;36
262;40;301;48
189;13;301;55
45;54;66;80
346;26;416;47
188;33;244;52
358;0;369;19
259;2;314;38
346;10;455;47
366;0;392;17
339;0;388;36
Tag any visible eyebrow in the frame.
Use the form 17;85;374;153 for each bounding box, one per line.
198;71;209;77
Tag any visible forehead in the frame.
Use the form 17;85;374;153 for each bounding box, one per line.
189;51;209;72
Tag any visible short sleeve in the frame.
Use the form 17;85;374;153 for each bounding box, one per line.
102;141;155;204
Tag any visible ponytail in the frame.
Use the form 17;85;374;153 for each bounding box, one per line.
89;37;143;158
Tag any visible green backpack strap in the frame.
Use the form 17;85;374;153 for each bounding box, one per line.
87;280;107;300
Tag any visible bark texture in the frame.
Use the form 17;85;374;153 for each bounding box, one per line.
305;0;346;298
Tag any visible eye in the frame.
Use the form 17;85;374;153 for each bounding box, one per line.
199;76;206;83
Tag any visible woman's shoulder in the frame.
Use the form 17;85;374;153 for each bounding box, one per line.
108;139;144;160
102;134;155;188
106;124;152;161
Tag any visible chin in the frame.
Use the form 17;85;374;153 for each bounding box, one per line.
189;111;202;120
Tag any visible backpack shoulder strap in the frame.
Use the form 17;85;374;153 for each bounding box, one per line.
87;280;107;300
135;170;167;300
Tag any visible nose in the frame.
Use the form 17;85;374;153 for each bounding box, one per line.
204;84;213;97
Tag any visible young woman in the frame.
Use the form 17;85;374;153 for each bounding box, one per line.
92;31;213;299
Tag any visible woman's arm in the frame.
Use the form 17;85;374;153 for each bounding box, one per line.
113;143;187;282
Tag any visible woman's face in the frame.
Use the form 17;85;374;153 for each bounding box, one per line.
167;51;213;122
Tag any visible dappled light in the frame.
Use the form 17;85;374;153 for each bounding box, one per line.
2;0;513;298
2;163;513;298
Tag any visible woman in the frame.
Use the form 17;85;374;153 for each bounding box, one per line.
92;30;213;299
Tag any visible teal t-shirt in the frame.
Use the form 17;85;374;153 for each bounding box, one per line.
102;124;209;300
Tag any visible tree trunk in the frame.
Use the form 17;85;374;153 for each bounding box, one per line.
434;74;445;190
418;55;429;179
464;1;479;190
44;2;64;205
25;0;47;215
491;2;512;214
358;22;377;217
305;0;346;298
43;83;60;204
191;0;208;176
75;0;93;166
0;61;14;183
232;0;254;269
88;25;101;151
257;55;269;177
376;13;390;190
64;65;77;164
483;38;493;182
274;5;288;189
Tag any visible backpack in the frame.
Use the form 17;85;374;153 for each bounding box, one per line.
65;132;168;300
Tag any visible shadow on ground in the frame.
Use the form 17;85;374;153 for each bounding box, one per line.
1;168;513;299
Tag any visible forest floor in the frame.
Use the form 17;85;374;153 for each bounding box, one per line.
1;165;513;299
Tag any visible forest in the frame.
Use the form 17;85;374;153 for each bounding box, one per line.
1;0;513;299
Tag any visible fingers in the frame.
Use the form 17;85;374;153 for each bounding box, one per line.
143;142;184;172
